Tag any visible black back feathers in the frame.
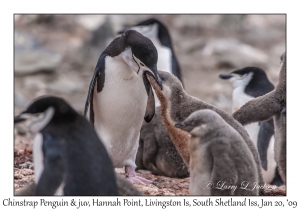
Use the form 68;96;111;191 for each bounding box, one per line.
232;67;274;97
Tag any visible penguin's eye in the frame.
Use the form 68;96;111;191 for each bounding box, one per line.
161;77;166;81
140;62;145;67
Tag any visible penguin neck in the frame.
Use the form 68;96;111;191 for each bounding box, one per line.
157;89;190;166
169;89;212;122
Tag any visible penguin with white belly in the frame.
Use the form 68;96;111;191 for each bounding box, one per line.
14;96;118;195
118;19;187;177
84;30;162;184
219;67;283;186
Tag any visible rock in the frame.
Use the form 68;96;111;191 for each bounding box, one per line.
14;92;30;109
71;17;115;72
202;38;269;68
15;124;27;136
15;31;61;76
75;15;107;31
47;74;84;94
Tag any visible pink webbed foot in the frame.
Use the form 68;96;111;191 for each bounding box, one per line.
125;165;153;185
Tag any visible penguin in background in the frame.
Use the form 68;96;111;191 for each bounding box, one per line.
233;52;286;184
14;96;118;195
84;30;162;184
219;67;283;186
118;18;183;88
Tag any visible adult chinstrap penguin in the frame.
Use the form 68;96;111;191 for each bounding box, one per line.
136;107;189;178
219;67;282;186
119;19;186;177
84;30;162;184
175;109;259;196
233;52;286;184
14;96;118;195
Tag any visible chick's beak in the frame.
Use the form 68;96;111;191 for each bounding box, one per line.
174;122;186;129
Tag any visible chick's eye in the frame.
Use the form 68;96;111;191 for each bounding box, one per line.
140;62;145;66
161;77;166;81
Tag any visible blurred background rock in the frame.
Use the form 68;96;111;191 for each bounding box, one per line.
14;14;286;115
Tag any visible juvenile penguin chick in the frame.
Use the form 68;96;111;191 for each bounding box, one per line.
233;52;286;184
219;67;282;185
136;108;189;178
14;96;118;195
147;71;265;195
175;109;259;195
84;30;162;184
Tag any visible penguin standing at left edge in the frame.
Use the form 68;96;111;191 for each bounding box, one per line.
219;67;283;186
14;96;118;195
84;30;162;184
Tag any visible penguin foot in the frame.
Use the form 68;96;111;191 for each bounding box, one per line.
125;165;153;185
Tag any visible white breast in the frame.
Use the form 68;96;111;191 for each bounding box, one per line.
261;136;277;183
232;87;277;183
33;133;44;184
93;56;148;168
232;87;254;113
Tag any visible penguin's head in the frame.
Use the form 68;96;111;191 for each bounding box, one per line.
219;67;274;98
221;66;273;88
219;67;259;89
147;70;184;102
119;30;162;89
175;109;221;137
14;96;77;133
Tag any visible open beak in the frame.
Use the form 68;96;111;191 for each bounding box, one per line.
219;74;233;80
14;114;26;123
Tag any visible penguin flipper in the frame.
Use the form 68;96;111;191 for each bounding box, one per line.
210;141;238;196
36;134;65;195
143;73;155;123
84;53;107;125
233;91;281;125
257;118;274;171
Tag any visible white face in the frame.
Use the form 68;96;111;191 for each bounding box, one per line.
18;107;55;133
120;48;153;77
228;72;253;89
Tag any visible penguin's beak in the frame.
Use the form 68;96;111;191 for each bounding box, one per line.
174;122;186;129
14;114;26;123
219;74;233;80
175;122;194;132
145;68;162;90
153;72;162;90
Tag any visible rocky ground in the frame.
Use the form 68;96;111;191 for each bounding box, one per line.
14;14;286;195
